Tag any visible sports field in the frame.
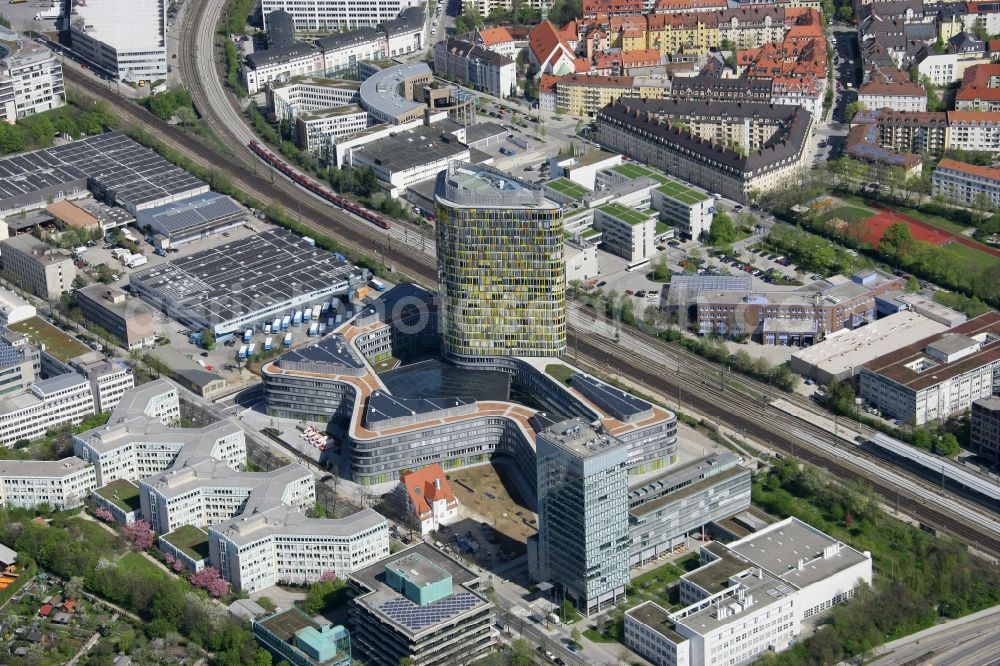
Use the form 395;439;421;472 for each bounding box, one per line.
599;202;651;225
855;211;953;247
546;177;591;199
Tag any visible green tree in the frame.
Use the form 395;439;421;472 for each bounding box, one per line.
879;222;913;259
845;100;867;120
201;327;216;350
652;255;670;281
454;5;483;32
354;166;379;197
936;432;960;456
906;276;920;292
839;5;853;21
709;212;737;246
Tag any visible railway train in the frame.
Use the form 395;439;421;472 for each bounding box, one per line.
247;141;391;230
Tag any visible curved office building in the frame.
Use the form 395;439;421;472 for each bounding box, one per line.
262;284;676;487
434;163;566;361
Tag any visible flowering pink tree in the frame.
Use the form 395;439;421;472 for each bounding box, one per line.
93;507;114;522
172;560;184;573
122;520;154;551
190;566;229;597
164;552;175;566
319;570;337;583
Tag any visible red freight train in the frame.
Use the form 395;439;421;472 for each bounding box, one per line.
247;141;391;230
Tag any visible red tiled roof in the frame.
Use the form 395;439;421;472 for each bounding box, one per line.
529;20;576;68
39;604;53;617
478;27;514;45
956;62;1000;101
937;157;1000;180
947;110;1000;123
400;464;457;519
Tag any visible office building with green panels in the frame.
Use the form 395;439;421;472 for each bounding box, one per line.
435;162;565;361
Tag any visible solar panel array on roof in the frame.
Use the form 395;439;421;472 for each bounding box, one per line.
376;591;483;631
0;132;207;214
137;192;245;235
572;373;653;422
129;229;361;331
365;391;474;426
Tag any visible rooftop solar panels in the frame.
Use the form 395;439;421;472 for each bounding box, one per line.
129;229;361;332
365;391;474;427
0;132;207;214
136;192;245;236
376;591;483;631
571;373;653;423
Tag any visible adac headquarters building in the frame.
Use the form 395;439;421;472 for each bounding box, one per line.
434;162;566;360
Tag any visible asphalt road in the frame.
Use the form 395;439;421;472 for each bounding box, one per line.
867;605;1000;666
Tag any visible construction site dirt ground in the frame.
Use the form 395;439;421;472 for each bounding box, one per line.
447;463;536;546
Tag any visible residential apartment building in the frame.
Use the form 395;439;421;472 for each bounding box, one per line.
435;162;565;360
946;111;1000;151
628;454;751;568
433;38;517;99
686;269;903;345
593;202;657;262
551;74;667;116
395;464;459;536
625;518;872;666
856;109;949;154
243;43;325;95
209;503;389;593
75;284;156;351
932;158;1000;206
69;0;167;83
596;97;812;203
473;27;517;59
348;543;493;666
860;312;1000;425
261;0;418;31
858;78;927;111
955;62;1000;111
140;460;315;534
971;396;1000;466
0;34;65;122
0;457;96;510
0;234;76;300
533;418;630;616
916;51;989;87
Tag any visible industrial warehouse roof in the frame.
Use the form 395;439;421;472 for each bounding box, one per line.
135;192;245;235
129;229;360;330
353;124;468;174
0;132;206;213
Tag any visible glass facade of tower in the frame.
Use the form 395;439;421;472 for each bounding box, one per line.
434;163;566;360
536;419;630;616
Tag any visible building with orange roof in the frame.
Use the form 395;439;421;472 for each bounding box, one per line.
583;0;643;19
946;109;1000;151
955;62;1000;111
529;20;585;75
474;26;517;58
591;48;662;74
552;73;669;114
654;0;727;14
396;464;459;535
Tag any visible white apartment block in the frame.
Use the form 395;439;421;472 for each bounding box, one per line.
946;112;1000;152
932;158;1000;207
243;44;325;95
860;314;1000;425
72;379;246;485
0;457;96;511
593;203;657;263
917;52;989;87
261;0;418;31
73;359;135;414
433;38;517;99
0;373;96;447
0;34;65;123
857;82;927;113
69;0;167;82
140;460;315;534
626;518;872;666
209;503;389;592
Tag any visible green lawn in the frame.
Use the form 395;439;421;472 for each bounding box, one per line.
9;317;88;362
545;363;574;385
817;205;873;225
940;241;999;271
611;163;669;186
546;178;591;199
161;525;210;561
599;202;650;226
627;552;699;608
657;180;708;206
117;552;164;578
95;479;141;513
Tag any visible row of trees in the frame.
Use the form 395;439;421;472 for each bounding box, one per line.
764;224;869;275
0;102;114;156
144;89;197;125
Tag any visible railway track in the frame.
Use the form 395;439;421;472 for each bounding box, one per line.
571;331;1000;557
65;12;1000;556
